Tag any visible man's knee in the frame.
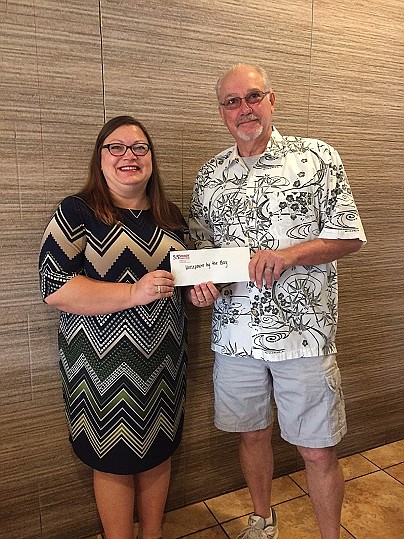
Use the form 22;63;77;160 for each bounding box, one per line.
240;425;273;447
297;445;338;467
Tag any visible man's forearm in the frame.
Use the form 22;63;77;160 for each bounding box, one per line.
281;238;363;268
250;238;364;287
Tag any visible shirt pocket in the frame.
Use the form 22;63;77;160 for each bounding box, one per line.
265;190;319;248
324;364;346;435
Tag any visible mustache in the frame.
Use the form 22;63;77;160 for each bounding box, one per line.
236;113;261;126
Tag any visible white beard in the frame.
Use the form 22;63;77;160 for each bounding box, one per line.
236;124;263;142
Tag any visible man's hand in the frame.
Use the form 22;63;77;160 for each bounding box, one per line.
249;250;293;289
249;238;363;289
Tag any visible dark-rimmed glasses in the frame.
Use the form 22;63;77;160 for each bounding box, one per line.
220;90;271;110
101;142;151;156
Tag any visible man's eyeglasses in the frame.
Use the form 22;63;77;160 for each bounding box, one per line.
101;142;151;157
220;90;271;110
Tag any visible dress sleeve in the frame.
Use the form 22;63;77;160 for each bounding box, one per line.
39;196;87;300
318;147;367;243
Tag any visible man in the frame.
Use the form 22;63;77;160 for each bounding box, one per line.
189;64;366;539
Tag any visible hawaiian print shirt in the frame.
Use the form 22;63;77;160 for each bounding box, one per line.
189;127;366;361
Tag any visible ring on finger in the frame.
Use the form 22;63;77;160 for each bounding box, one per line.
157;285;161;294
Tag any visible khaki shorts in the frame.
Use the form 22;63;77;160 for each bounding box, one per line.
213;352;347;448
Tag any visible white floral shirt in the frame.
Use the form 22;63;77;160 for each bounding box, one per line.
189;127;366;361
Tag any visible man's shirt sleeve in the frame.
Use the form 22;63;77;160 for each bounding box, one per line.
318;146;367;243
189;167;216;249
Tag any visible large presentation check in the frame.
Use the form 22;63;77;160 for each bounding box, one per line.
170;246;250;286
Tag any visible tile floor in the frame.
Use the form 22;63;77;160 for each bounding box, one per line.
91;439;404;539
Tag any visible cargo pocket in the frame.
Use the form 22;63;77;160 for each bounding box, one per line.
325;364;347;437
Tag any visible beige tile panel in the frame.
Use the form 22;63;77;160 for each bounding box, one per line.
0;483;42;539
39;462;100;539
0;10;41;124
28;306;61;404
343;397;393;457
308;82;403;144
183;430;246;504
342;470;404;538
34;0;100;35
0;401;69;487
308;2;403;144
312;0;403;60
178;0;313;56
361;440;404;468
0;120;46;217
0;0;35;18
40;121;104;213
386;396;404;443
33;1;104;123
166;447;186;510
103;48;310;135
0;249;40;308
101;0;181;38
0;306;31;405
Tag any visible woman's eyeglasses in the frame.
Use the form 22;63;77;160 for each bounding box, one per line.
102;142;151;156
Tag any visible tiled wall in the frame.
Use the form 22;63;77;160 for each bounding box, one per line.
0;1;403;538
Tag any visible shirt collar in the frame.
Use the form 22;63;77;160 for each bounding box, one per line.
227;126;285;169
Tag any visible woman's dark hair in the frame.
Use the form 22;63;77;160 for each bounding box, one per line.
77;115;184;230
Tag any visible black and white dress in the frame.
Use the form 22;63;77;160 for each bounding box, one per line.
39;196;187;474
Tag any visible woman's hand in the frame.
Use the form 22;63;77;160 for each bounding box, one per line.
188;282;220;307
131;270;175;305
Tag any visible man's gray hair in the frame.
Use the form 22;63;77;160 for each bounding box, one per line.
215;64;272;101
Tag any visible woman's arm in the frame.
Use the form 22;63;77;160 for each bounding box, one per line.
45;271;175;315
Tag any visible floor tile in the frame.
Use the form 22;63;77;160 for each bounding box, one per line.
276;496;354;539
221;514;250;538
385;462;404;484
221;497;352;539
205;487;252;522
289;453;379;493
205;475;304;523
339;453;379;480
161;502;217;538
185;525;229;538
275;496;353;539
289;469;309;493
85;442;404;539
361;439;404;468
342;470;404;538
271;475;306;504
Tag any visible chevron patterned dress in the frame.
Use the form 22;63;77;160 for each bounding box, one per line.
39;196;188;474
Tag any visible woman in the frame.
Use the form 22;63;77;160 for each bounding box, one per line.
39;116;218;539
